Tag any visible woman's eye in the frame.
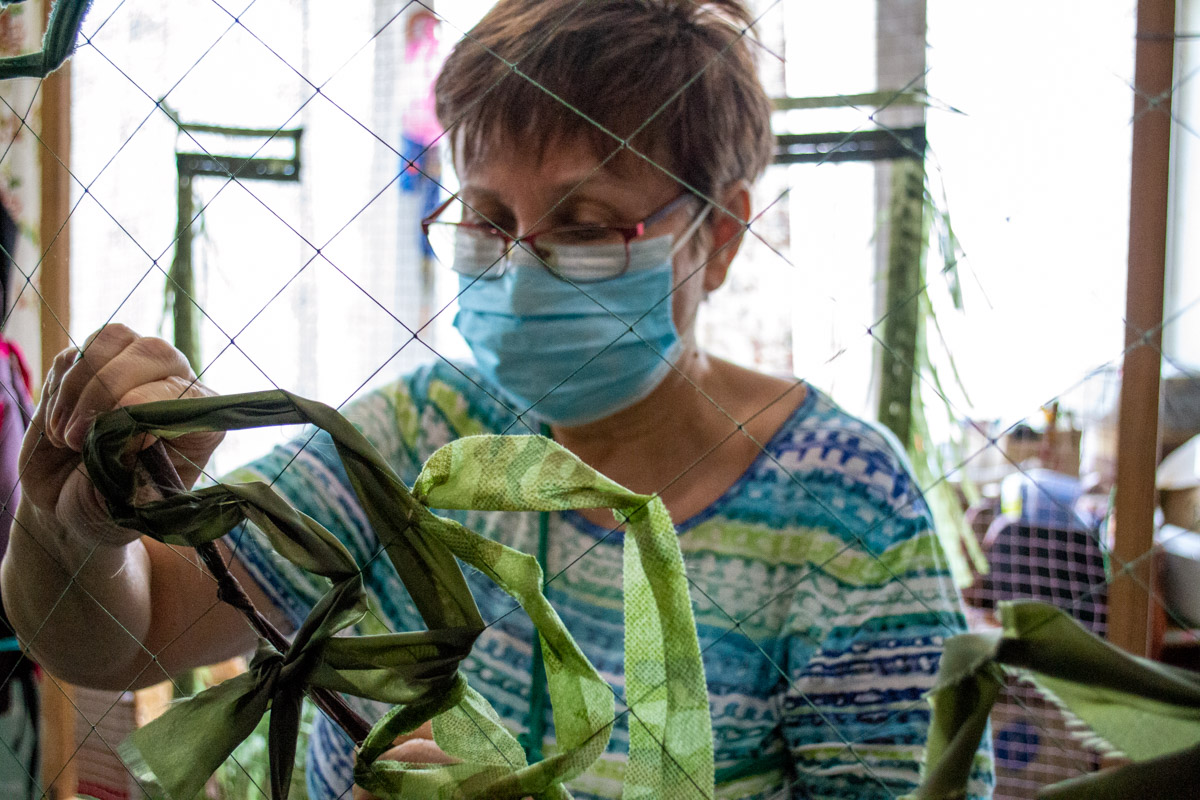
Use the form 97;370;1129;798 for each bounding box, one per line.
549;226;615;244
462;208;512;233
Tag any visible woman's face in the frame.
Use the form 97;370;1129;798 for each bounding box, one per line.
452;137;725;344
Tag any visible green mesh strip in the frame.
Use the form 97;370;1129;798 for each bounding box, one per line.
82;390;714;800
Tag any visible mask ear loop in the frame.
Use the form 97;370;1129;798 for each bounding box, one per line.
669;201;715;258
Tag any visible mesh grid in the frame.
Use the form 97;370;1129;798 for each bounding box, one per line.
0;1;1193;799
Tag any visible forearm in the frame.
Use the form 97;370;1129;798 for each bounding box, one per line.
1;499;156;689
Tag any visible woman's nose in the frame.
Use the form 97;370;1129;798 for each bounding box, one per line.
511;220;540;241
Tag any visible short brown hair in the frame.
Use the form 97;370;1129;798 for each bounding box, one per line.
434;0;774;200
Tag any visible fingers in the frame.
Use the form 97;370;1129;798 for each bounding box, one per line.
392;720;434;745
353;733;535;800
18;324;219;522
55;329;198;451
352;726;456;800
399;738;454;763
32;344;81;438
380;737;457;765
42;324;135;448
19;342;99;512
116;376;225;487
351;741;456;799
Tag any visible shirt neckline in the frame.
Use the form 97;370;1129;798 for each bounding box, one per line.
560;382;820;538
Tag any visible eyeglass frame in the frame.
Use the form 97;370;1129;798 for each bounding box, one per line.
420;190;700;282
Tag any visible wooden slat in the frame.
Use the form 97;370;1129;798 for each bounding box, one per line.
1109;0;1176;657
38;674;76;800
37;2;76;797
37;3;72;378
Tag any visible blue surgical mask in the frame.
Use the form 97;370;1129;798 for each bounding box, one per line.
453;235;686;426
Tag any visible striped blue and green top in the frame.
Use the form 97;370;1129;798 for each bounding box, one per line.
227;361;994;800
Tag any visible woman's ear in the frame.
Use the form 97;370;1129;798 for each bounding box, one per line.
701;181;752;293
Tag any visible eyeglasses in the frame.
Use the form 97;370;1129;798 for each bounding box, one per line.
421;192;698;283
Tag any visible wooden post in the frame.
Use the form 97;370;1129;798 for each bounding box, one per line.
1109;0;1175;658
37;0;71;375
37;3;77;797
38;674;76;800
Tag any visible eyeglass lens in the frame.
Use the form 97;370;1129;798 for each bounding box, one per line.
426;219;635;282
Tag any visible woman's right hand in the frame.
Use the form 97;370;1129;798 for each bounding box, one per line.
19;323;224;548
2;324;273;690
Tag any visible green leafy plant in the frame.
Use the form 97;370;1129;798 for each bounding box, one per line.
877;158;985;587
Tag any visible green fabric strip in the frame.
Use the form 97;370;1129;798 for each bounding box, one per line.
82;390;714;800
907;601;1200;800
0;0;90;80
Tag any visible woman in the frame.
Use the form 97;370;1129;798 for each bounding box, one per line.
2;1;992;798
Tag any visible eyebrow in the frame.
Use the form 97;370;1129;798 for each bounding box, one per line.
459;153;629;202
541;169;631;209
459;182;630;224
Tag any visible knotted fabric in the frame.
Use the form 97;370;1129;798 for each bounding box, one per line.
82;390;714;800
907;601;1200;800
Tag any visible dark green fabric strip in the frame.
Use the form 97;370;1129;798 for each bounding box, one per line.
83;391;713;800
0;0;90;80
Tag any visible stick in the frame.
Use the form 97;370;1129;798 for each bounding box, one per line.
139;440;372;745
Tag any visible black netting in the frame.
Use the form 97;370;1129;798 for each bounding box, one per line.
0;1;1193;799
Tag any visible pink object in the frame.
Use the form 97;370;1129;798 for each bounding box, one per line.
0;336;32;552
403;11;444;146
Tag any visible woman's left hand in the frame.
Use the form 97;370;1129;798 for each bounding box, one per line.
351;721;456;800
